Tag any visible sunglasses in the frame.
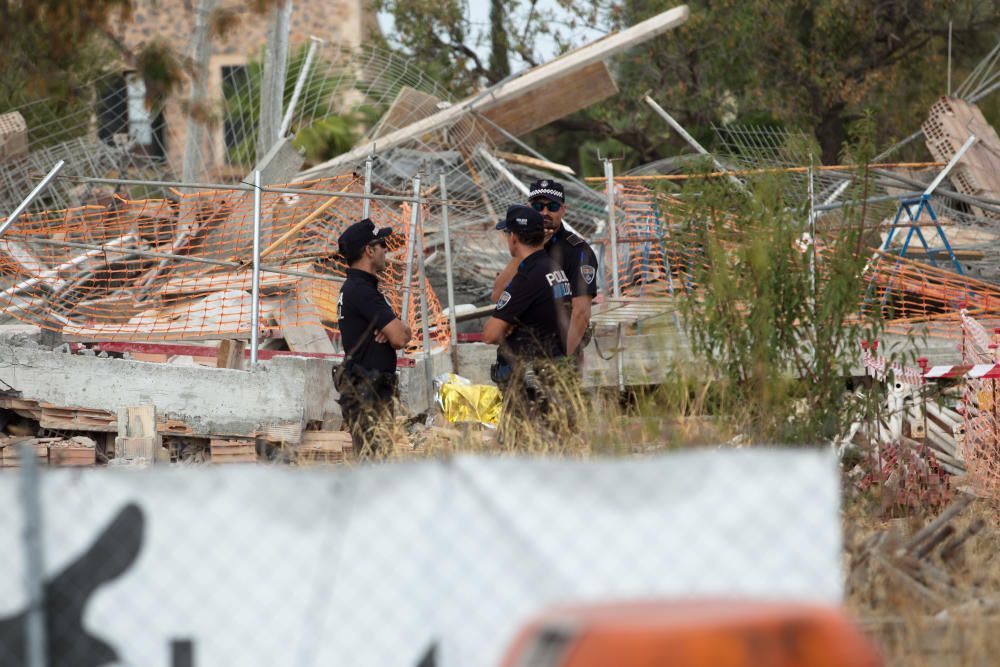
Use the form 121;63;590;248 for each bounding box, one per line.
368;238;388;249
532;200;562;212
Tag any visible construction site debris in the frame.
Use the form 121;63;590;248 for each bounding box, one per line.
923;97;1000;220
210;438;257;463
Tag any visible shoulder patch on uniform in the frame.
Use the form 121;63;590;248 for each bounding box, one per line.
581;264;596;285
496;291;511;310
564;232;585;247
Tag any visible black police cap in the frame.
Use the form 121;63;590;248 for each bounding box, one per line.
495;204;545;233
528;179;564;202
338;218;393;259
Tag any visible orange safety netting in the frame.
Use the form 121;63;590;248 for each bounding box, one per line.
0;175;450;353
959;311;1000;500
611;183;1000;340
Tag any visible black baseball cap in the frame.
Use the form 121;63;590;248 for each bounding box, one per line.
338;218;393;260
528;179;565;203
495;204;544;233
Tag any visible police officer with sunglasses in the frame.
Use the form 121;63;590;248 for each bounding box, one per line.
492;180;598;363
484;205;573;436
335;218;412;456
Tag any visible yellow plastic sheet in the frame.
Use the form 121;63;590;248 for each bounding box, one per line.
439;382;502;427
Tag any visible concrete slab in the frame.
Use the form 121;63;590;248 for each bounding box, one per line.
0;344;337;442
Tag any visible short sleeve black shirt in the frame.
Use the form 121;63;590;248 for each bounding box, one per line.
493;249;572;361
545;224;599;299
338;268;398;373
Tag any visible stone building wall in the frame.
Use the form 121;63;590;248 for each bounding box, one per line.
111;0;375;179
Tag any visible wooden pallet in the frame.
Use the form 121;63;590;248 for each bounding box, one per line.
296;431;353;466
40;403;117;431
210;438;257;463
49;442;97;466
1;437;49;467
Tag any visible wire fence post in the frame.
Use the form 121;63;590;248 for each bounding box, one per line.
603;157;626;394
416;193;435;413
20;442;48;667
440;174;460;374
400;174;421;324
362;152;374;219
250;170;263;368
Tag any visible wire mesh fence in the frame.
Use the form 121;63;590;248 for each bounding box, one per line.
0;448;843;667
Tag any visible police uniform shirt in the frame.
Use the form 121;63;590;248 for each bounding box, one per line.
493;249;573;360
338;268;398;373
545;224;599;299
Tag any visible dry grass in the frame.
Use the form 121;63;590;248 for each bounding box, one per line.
844;493;1000;666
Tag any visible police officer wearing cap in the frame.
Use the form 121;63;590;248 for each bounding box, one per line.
492;179;598;361
483;205;572;431
335;218;412;456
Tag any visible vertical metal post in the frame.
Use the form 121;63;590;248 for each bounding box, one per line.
362;152;374;219
948;21;953;97
440;174;460;373
604;158;625;394
250;170;263;368
279;35;322;137
0;160;65;236
604;158;621;299
416;200;435;412
20;442;48;667
400;174;421;324
807;160;817;309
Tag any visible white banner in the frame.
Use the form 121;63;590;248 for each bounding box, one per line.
0;450;841;667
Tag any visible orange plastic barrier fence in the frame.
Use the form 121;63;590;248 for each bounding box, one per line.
0;175;450;353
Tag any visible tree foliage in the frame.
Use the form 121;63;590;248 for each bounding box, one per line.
374;0;1000;171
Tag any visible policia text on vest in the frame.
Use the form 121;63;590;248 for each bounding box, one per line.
484;205;574;433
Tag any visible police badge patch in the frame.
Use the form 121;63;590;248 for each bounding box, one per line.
497;291;512;309
581;265;596;285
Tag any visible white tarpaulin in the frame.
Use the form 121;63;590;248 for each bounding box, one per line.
0;450;841;667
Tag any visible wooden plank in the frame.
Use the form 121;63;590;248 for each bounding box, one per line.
493;150;576;175
299;5;690;177
216;339;247;369
278;280;337;353
481;61;619;140
210;438;257;463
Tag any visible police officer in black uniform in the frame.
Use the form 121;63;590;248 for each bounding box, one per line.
484;205;572;434
335;218;412;456
492;179;599;361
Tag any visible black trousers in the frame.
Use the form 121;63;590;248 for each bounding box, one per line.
497;357;580;443
336;366;398;457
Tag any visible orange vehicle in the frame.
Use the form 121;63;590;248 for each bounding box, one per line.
498;600;882;667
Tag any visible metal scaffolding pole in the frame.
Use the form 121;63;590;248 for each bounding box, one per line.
280;35;322;137
644;95;748;194
250;169;263;367
0;160;65;235
603;157;625;393
400;174;422;324
362;152;374;219
440;174;460;372
416;205;435;412
70;175;450;205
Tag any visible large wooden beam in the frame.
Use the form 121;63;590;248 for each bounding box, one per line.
299;5;689;178
480;61;618;141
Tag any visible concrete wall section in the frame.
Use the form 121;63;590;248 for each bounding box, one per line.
0;345;338;441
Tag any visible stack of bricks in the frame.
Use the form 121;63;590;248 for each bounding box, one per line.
922;97;1000;220
296;431;353;466
210;438;257;463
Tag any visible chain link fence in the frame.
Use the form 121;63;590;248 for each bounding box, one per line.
0;448;841;667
